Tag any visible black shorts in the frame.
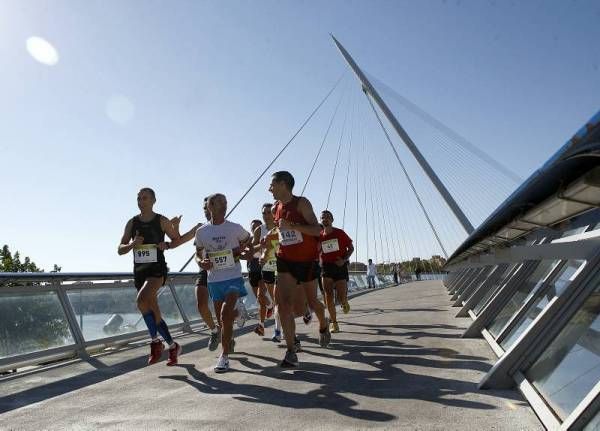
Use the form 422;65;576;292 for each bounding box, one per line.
276;257;319;283
249;271;263;288
262;270;276;284
196;270;208;286
322;262;349;282
134;263;168;291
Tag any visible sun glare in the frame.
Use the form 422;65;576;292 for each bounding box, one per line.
26;36;59;66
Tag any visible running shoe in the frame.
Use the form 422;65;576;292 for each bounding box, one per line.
229;337;235;353
214;354;230;373
166;342;182;366
293;335;302;353
254;324;265;337
266;306;274;319
330;321;340;333
342;302;350;314
208;327;220;351
319;319;332;348
280;350;299;368
303;310;313;325
271;329;282;343
148;340;164;365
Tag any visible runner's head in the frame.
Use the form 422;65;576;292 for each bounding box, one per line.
250;219;262;232
137;187;156;212
261;203;274;225
320;210;334;227
207;193;227;220
269;171;294;200
368;258;373;264
203;196;211;221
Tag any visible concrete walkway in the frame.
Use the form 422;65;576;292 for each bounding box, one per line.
0;281;542;430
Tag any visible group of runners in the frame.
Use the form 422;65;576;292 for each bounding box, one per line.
118;171;355;373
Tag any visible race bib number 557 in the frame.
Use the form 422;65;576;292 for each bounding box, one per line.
208;249;235;271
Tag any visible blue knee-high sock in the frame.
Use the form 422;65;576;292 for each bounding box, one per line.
157;320;173;345
142;312;158;339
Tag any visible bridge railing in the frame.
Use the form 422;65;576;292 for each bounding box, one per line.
0;270;400;373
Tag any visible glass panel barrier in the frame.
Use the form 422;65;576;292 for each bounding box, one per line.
67;285;184;341
0;291;75;358
525;282;600;420
584;409;600;430
473;263;522;315
172;282;201;321
501;260;587;349
487;259;561;338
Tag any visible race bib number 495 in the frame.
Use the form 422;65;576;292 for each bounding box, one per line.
279;229;303;246
134;244;158;263
321;238;340;253
208;249;235;271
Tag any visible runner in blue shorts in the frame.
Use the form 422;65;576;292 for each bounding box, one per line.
195;193;252;373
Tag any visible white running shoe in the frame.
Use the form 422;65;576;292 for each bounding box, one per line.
214;354;229;373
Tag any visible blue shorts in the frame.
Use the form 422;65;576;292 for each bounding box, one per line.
207;277;248;302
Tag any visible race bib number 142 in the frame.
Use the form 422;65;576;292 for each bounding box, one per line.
279;229;303;246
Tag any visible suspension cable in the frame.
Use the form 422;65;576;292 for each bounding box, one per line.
300;83;346;196
178;73;345;272
364;91;448;258
326;98;349;208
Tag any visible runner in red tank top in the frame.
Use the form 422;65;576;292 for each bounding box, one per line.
269;171;331;367
319;210;354;333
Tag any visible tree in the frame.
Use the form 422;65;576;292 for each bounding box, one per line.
0;245;70;359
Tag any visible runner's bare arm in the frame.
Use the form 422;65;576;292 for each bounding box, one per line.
163;218;201;250
279;197;320;236
196;245;212;270
118;219;142;255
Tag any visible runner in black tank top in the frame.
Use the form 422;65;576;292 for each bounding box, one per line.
118;187;198;367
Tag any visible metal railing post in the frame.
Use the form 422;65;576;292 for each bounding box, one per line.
53;280;87;355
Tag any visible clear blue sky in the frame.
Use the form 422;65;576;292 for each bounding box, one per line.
1;0;599;272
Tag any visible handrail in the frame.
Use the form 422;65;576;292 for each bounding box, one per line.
0;270;409;373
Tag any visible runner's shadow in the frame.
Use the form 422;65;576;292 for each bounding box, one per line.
161;363;396;422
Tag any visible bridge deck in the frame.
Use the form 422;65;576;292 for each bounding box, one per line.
1;281;542;430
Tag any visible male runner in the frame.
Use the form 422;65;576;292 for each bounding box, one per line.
319;210;354;333
195;196;220;351
270;171;331;368
195;193;251;373
247;219;270;336
118;187;197;366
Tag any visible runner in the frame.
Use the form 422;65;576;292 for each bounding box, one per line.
195;193;252;373
252;204;278;337
269;171;331;368
319;210;354;333
247;219;270;337
118;187;197;366
195;197;220;351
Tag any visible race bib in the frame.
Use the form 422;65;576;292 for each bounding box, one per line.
134;244;157;263
208;249;235;271
321;238;340;253
263;259;277;272
279;229;303;246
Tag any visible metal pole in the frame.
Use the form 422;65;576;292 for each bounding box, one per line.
330;34;474;235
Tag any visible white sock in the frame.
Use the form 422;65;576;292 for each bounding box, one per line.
275;311;282;331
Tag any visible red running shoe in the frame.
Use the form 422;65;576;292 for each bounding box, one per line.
254;325;265;337
148;340;164;365
166;342;182;366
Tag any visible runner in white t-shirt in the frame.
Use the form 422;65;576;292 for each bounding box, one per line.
195;193;251;373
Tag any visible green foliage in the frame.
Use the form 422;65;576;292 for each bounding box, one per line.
0;245;70;359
